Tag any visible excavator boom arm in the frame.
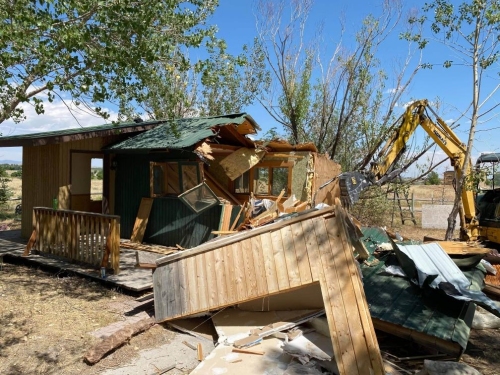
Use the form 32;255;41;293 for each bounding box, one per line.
340;99;477;240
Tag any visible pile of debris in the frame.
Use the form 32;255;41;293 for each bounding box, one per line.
147;200;500;374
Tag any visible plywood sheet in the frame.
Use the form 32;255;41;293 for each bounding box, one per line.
220;147;265;181
130;198;154;243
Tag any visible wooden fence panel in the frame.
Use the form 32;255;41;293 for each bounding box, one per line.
31;207;121;274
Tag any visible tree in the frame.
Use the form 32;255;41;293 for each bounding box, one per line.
407;0;500;239
250;0;427;174
0;166;12;205
126;39;266;120
425;171;441;185
0;0;218;125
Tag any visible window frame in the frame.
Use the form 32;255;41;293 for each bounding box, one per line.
231;161;293;198
149;161;202;198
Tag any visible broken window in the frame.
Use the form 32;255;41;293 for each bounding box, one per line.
178;182;220;214
234;171;250;194
253;167;269;195
253;166;289;197
150;161;201;197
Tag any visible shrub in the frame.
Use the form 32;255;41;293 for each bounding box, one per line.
0;167;12;205
425;171;441;185
350;186;393;226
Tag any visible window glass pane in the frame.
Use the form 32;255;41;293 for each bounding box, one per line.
166;162;180;194
253;167;269;195
152;165;164;195
91;158;103;201
179;183;220;213
234;171;250;193
272;167;289;196
182;164;199;191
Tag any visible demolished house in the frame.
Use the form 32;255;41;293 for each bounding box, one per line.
2;112;499;373
0;113;340;274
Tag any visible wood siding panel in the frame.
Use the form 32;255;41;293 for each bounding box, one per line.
260;231;279;293
312;153;341;206
153;205;384;375
280;226;301;287
270;230;290;291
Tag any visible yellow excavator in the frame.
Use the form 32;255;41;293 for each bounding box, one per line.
339;99;498;243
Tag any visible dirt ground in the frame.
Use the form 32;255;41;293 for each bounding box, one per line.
1;184;499;374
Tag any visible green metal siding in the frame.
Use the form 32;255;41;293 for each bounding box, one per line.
360;227;474;351
114;153;221;248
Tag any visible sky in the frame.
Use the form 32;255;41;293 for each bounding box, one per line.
2;0;500;177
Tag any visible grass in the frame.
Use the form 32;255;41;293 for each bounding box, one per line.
0;263;128;374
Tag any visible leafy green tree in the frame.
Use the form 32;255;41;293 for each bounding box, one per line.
0;166;12;205
10;170;22;178
406;0;500;239
130;39;264;120
0;0;218;124
425;171;441;185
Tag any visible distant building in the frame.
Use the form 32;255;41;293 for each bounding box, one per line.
443;171;455;185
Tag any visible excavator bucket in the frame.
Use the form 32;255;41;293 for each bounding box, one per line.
338;172;371;208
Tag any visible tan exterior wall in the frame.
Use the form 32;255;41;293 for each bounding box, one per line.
21;136;119;237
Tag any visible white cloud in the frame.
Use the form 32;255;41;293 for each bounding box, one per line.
0;99;118;162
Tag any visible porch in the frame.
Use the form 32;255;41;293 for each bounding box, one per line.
0;226;162;293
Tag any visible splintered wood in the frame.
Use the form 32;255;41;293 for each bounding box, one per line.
153;204;384;375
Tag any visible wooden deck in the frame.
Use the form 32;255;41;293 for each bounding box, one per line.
0;230;159;292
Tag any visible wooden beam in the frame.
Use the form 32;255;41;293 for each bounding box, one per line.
431;241;490;255
204;171;241;205
23;229;37;256
131;198;154;243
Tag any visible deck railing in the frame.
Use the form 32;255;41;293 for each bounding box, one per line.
28;207;121;274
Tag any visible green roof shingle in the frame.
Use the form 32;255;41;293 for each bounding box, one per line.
106;113;257;151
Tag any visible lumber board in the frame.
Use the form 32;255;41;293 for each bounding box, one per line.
213;247;228;306
232;242;247;301
177;258;189;315
251;235;268;296
195;252;209;311
260;231;279;293
223;245;237;305
241;238;259;300
281;225;301;287
270;229;290;291
291;221;313;284
131;198;154;243
432;241;490;255
185;255;199;313
204;250;219;308
302;218;321;281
